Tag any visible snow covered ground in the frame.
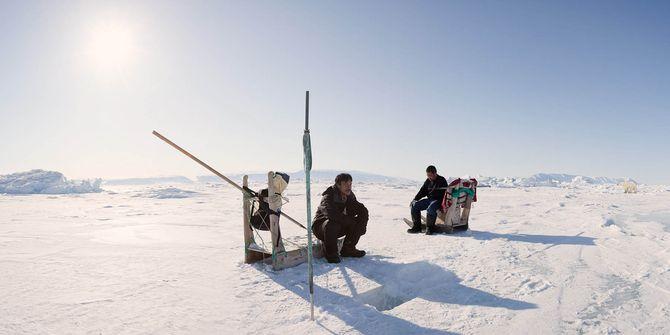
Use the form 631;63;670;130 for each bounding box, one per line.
1;180;669;334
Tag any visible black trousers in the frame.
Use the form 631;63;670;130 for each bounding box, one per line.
313;210;368;256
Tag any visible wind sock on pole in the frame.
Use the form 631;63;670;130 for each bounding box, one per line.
302;91;315;321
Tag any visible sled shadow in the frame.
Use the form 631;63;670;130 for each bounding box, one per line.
466;230;595;246
260;255;536;335
346;257;537;311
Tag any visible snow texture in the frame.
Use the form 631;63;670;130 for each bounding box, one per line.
0;170;101;194
1;180;669;334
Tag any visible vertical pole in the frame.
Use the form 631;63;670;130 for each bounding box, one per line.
303;90;315;320
268;171;286;270
243;175;253;263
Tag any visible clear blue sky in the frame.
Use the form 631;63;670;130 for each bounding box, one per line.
1;0;668;183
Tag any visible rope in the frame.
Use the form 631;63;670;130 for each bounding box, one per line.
247;189;306;258
249;198;269;255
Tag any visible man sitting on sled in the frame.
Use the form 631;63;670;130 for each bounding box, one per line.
407;165;448;235
313;173;369;264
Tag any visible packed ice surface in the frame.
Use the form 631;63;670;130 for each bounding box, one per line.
132;187;200;199
1;180;669;334
0;170;101;194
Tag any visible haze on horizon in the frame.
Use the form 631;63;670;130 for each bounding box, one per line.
1;1;668;184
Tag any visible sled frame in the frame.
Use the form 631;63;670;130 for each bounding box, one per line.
404;183;475;234
243;172;332;270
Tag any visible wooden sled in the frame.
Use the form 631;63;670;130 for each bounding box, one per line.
243;172;342;270
151;130;334;271
404;178;477;234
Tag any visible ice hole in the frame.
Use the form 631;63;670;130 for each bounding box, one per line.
359;286;410;312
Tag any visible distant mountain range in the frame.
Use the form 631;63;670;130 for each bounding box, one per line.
102;171;635;187
196;170;415;184
476;173;635;188
102;176;194;185
101;170;408;185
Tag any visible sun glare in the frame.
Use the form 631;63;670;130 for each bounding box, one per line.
84;21;137;72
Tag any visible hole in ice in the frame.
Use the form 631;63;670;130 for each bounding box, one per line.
359;285;410;311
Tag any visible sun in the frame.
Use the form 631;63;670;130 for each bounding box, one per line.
84;21;137;72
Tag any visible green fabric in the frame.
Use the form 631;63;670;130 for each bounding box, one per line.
451;187;475;198
303;133;312;171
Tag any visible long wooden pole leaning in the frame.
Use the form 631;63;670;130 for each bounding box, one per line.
152;130;307;230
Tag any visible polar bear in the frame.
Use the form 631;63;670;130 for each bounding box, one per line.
622;181;638;194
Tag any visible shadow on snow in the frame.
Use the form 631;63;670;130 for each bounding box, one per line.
466;230;596;246
257;255;536;335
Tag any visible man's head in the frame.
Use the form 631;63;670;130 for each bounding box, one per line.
334;173;353;196
426;165;438;181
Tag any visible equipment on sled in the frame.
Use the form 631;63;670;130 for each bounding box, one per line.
404;178;478;233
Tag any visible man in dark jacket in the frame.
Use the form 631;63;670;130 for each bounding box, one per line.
313;173;368;263
407;165;448;235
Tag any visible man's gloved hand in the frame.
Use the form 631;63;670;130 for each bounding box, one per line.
410;200;417;208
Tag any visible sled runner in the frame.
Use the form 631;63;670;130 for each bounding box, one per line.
404;178;478;233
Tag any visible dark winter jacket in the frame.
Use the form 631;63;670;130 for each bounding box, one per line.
313;185;368;226
414;175;448;201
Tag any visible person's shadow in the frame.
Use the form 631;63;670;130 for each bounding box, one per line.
258;255;536;335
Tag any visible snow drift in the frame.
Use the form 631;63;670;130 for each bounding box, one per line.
0;170;101;194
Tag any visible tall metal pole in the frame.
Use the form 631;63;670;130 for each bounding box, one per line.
302;91;315;321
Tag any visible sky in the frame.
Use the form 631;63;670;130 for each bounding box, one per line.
0;0;668;184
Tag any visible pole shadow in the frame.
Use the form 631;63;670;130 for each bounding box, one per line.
257;255;536;335
465;230;596;246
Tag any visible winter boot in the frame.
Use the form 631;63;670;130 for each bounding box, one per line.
407;211;422;234
341;246;366;258
323;242;341;263
325;254;341;263
321;221;341;263
425;214;438;235
341;234;366;258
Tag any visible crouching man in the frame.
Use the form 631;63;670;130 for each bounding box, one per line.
407;165;448;235
313;173;368;263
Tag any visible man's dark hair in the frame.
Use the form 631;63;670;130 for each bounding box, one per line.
426;165;437;174
335;173;353;185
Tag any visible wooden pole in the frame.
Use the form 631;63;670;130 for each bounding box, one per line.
152;130;307;230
